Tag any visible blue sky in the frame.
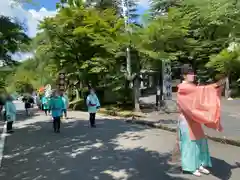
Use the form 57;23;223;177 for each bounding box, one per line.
1;0;149;38
24;0;60;11
24;0;149;11
0;0;149;60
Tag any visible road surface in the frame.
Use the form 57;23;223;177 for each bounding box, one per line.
13;100;25;111
0;111;239;180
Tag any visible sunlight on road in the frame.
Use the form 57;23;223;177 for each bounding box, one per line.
102;169;131;180
66;142;104;158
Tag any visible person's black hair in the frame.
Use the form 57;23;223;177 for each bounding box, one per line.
181;64;194;75
6;95;13;101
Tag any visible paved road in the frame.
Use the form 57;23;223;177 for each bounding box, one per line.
0;111;239;180
13;100;25;111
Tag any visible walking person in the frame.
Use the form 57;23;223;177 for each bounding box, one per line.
5;95;16;133
86;88;100;128
22;94;32;116
49;90;64;133
41;95;50;116
177;67;225;177
60;92;69;119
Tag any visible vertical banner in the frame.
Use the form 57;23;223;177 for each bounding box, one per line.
59;71;66;92
162;60;172;100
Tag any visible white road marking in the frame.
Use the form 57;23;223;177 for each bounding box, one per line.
0;121;7;168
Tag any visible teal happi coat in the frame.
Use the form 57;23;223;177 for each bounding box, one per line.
5;100;17;122
49;96;64;118
61;95;69;110
41;96;50;110
86;94;100;113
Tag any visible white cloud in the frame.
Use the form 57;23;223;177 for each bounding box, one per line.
138;0;150;8
0;0;56;61
0;0;56;37
11;52;33;61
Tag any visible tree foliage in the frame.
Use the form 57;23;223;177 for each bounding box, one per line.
0;16;30;65
6;0;240;102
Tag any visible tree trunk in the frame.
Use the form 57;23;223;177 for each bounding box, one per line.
225;75;230;98
133;77;140;112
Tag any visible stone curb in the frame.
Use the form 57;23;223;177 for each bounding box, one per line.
125;119;240;147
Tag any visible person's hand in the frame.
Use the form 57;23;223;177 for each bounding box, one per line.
216;77;227;86
214;77;227;88
217;124;223;132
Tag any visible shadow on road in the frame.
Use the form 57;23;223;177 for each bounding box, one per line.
15;109;40;121
211;157;240;180
0;116;237;180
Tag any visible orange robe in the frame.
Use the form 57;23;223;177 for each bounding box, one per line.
177;82;223;140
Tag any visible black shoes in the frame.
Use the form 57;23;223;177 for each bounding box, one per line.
54;129;60;133
7;130;14;134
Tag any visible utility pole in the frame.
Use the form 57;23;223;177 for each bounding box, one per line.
122;0;131;80
156;60;164;109
121;0;141;111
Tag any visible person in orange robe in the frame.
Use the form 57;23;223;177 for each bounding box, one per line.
177;67;225;177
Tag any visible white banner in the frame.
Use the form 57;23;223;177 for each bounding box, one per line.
44;84;52;97
162;60;172;100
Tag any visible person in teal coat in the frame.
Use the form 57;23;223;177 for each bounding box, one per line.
5;95;17;133
41;95;50;116
86;88;100;128
60;92;69;119
49;90;64;133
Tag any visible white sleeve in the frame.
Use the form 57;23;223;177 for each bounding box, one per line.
86;96;90;106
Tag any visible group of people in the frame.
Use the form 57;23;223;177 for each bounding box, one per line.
2;72;225;178
40;91;69;133
41;88;100;132
38;80;225;177
41;92;68;118
2;87;100;134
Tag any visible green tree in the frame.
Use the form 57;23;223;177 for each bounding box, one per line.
0;16;30;65
151;0;179;14
35;5;130;102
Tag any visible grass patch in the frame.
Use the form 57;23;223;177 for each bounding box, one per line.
69;99;145;118
99;106;132;117
98;104;145;118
